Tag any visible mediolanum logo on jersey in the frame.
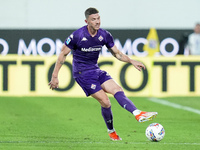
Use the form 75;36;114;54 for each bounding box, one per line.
81;46;102;52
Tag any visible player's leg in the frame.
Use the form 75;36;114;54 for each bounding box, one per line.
74;70;121;140
101;79;158;122
99;72;141;117
91;90;112;131
91;90;122;141
101;79;138;113
91;89;111;108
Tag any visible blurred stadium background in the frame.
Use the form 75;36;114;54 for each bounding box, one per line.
0;0;200;97
0;1;200;150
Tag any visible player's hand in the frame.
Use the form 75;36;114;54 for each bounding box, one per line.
48;76;59;90
131;60;145;71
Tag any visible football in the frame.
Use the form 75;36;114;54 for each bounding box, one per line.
145;123;165;142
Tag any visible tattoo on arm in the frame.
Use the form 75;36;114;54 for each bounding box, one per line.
109;49;116;57
109;48;124;61
118;53;123;61
60;61;65;65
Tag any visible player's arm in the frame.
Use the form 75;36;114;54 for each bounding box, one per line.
108;45;145;71
48;44;71;90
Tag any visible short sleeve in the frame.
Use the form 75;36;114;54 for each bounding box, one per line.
64;32;77;50
105;31;115;49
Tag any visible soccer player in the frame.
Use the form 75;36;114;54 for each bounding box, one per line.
48;7;157;141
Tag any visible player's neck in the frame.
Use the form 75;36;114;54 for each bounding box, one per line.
87;26;98;37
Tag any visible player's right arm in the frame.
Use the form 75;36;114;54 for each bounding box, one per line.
48;44;71;90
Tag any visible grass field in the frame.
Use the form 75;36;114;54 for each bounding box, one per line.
0;96;199;150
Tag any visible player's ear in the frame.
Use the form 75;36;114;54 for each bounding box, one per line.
85;19;87;24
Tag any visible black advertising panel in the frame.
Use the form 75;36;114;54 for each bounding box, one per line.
0;29;192;56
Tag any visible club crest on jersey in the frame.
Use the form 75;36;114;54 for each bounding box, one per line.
91;84;96;90
98;35;103;41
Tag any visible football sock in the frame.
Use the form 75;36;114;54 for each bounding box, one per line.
101;106;114;130
114;91;137;113
132;109;141;116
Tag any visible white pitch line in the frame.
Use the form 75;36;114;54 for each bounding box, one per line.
148;97;200;115
0;141;199;145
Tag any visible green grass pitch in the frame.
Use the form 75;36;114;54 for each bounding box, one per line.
0;96;199;150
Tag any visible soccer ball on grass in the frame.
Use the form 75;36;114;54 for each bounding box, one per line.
145;123;165;142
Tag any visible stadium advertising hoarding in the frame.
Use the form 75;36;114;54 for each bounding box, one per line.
0;55;200;97
1;29;199;97
0;29;192;56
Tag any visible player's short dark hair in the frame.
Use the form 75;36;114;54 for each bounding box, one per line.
85;7;99;19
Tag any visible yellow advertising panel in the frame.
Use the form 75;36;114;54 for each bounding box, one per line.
143;28;160;56
0;55;200;97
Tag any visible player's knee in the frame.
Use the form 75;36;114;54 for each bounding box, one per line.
118;86;123;92
100;99;111;108
113;86;123;95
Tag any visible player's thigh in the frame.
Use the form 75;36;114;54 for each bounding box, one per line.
101;79;123;95
91;89;111;108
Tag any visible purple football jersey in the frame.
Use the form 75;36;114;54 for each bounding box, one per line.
64;25;114;77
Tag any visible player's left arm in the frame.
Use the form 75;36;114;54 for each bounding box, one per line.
108;45;145;71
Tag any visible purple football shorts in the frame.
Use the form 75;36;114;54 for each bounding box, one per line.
74;69;112;96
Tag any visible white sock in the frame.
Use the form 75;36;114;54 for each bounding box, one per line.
132;109;141;116
107;128;115;134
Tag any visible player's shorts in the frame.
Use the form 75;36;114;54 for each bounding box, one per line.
74;69;112;97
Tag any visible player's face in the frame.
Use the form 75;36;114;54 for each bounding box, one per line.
194;25;200;33
85;13;101;31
